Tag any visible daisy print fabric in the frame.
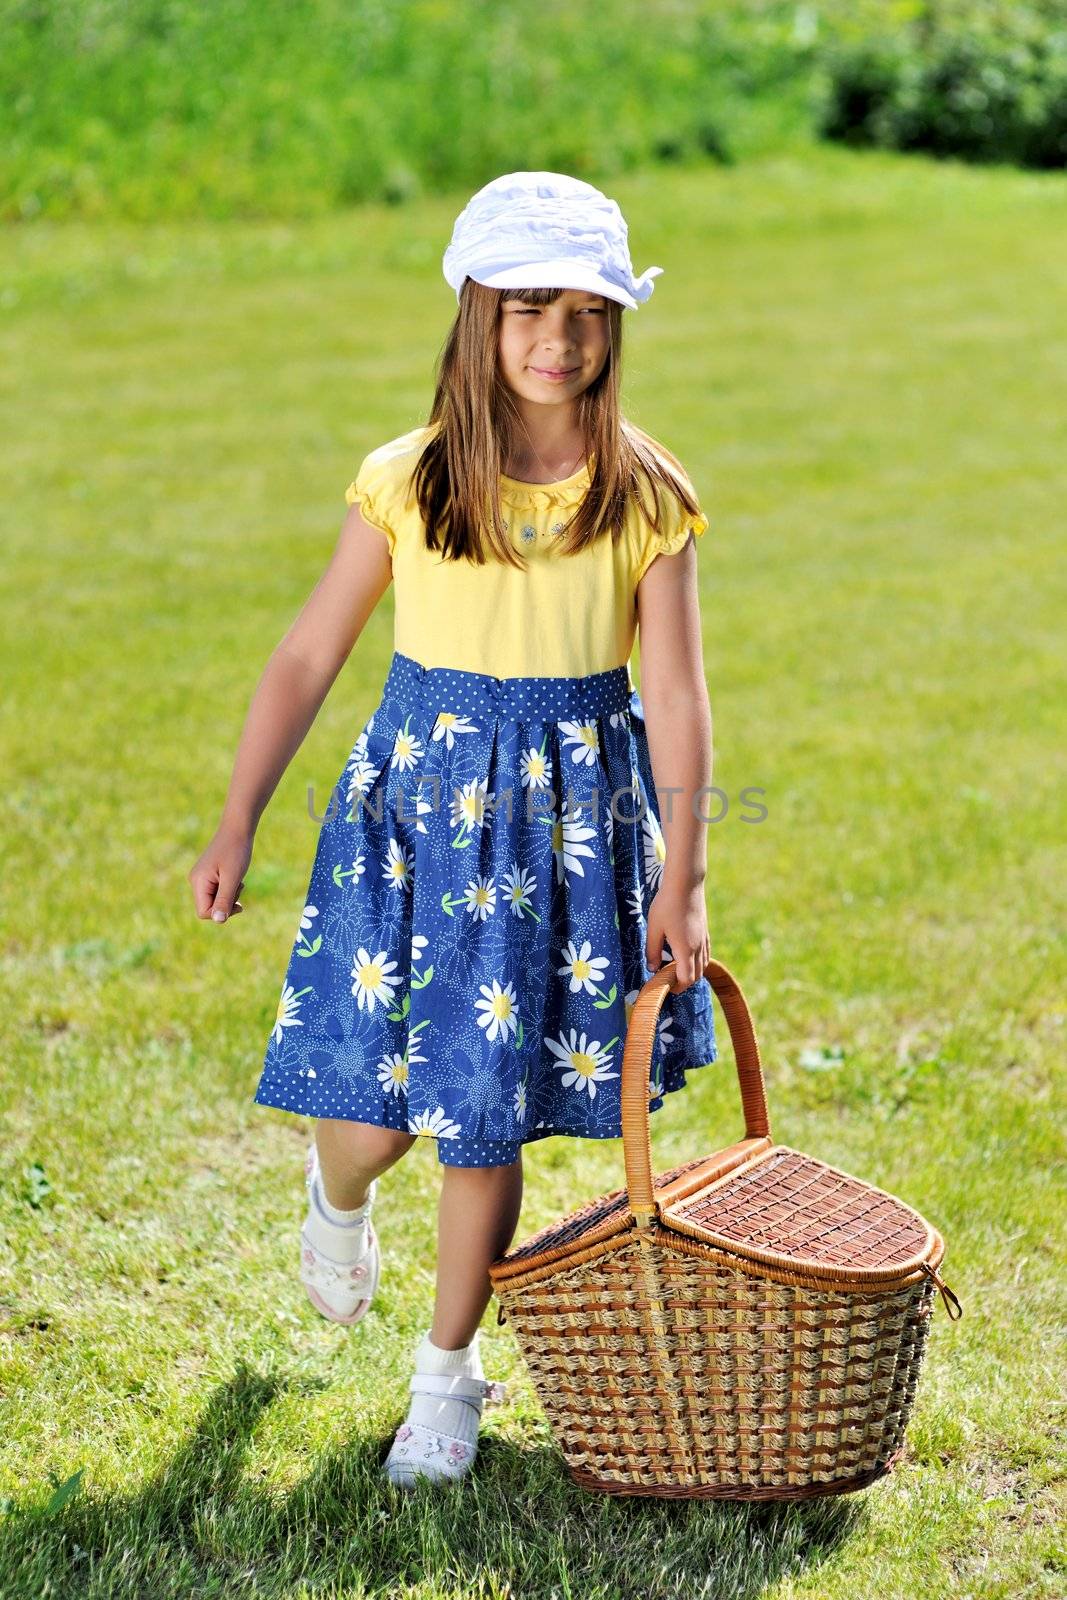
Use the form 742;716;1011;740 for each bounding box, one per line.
254;650;717;1166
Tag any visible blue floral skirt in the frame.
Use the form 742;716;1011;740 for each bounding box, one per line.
253;649;717;1167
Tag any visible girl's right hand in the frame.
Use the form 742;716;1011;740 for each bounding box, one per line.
188;823;254;924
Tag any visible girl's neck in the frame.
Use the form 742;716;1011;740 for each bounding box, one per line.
502;424;587;484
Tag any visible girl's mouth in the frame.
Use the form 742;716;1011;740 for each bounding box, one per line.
531;367;579;381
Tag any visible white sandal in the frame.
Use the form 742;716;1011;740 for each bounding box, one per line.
382;1372;509;1488
300;1144;381;1326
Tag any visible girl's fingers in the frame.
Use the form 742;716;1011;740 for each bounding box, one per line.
672;936;710;989
212;872;244;923
672;928;696;986
189;843;250;922
191;870;220;919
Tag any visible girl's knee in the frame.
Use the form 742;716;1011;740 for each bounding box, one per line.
318;1118;416;1169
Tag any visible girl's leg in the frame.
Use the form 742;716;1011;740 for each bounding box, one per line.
382;1154;522;1483
430;1157;524;1348
315;1118;417;1208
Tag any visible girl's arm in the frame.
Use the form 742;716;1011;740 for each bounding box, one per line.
635;534;713;989
187;507;393;924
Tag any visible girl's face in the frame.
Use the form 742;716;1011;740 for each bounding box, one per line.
497;289;611;405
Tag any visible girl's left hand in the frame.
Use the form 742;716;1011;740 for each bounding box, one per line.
646;879;710;991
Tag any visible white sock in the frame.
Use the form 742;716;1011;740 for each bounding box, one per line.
303;1172;375;1264
406;1327;485;1445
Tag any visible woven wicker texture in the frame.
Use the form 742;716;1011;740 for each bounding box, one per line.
672;1147;932;1270
500;1156;708;1267
511;1231;935;1495
489;957;961;1499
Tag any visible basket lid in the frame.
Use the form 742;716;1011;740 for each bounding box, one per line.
663;1145;937;1278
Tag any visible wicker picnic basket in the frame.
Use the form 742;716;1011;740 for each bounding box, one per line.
488;957;962;1500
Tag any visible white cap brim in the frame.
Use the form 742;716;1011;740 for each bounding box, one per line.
466;258;639;310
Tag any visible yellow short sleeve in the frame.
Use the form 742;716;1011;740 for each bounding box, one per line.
632;478;709;587
345;449;398;554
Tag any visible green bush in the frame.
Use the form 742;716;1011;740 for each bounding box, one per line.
12;1;1064;223
0;0;822;223
815;3;1067;168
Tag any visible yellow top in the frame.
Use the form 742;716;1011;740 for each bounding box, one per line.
344;423;708;678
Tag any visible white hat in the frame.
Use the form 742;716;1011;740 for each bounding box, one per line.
442;170;663;311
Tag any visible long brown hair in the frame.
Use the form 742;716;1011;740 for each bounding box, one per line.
407;281;704;569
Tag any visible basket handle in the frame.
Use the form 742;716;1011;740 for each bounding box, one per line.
621;957;771;1226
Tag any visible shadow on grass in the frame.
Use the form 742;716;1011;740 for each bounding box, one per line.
1;1362;868;1599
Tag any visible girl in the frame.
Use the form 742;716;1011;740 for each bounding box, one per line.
188;170;717;1488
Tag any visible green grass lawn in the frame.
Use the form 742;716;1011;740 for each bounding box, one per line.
1;143;1064;1597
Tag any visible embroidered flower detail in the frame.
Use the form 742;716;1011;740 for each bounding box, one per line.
520;524;537;543
550;521;566;536
424;1432;442;1453
349;1262;367;1280
396;1424;413;1441
448;1440;469;1462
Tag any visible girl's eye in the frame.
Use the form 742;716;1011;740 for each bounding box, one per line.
510;306;604;315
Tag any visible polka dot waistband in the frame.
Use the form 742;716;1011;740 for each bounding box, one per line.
381;650;635;721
